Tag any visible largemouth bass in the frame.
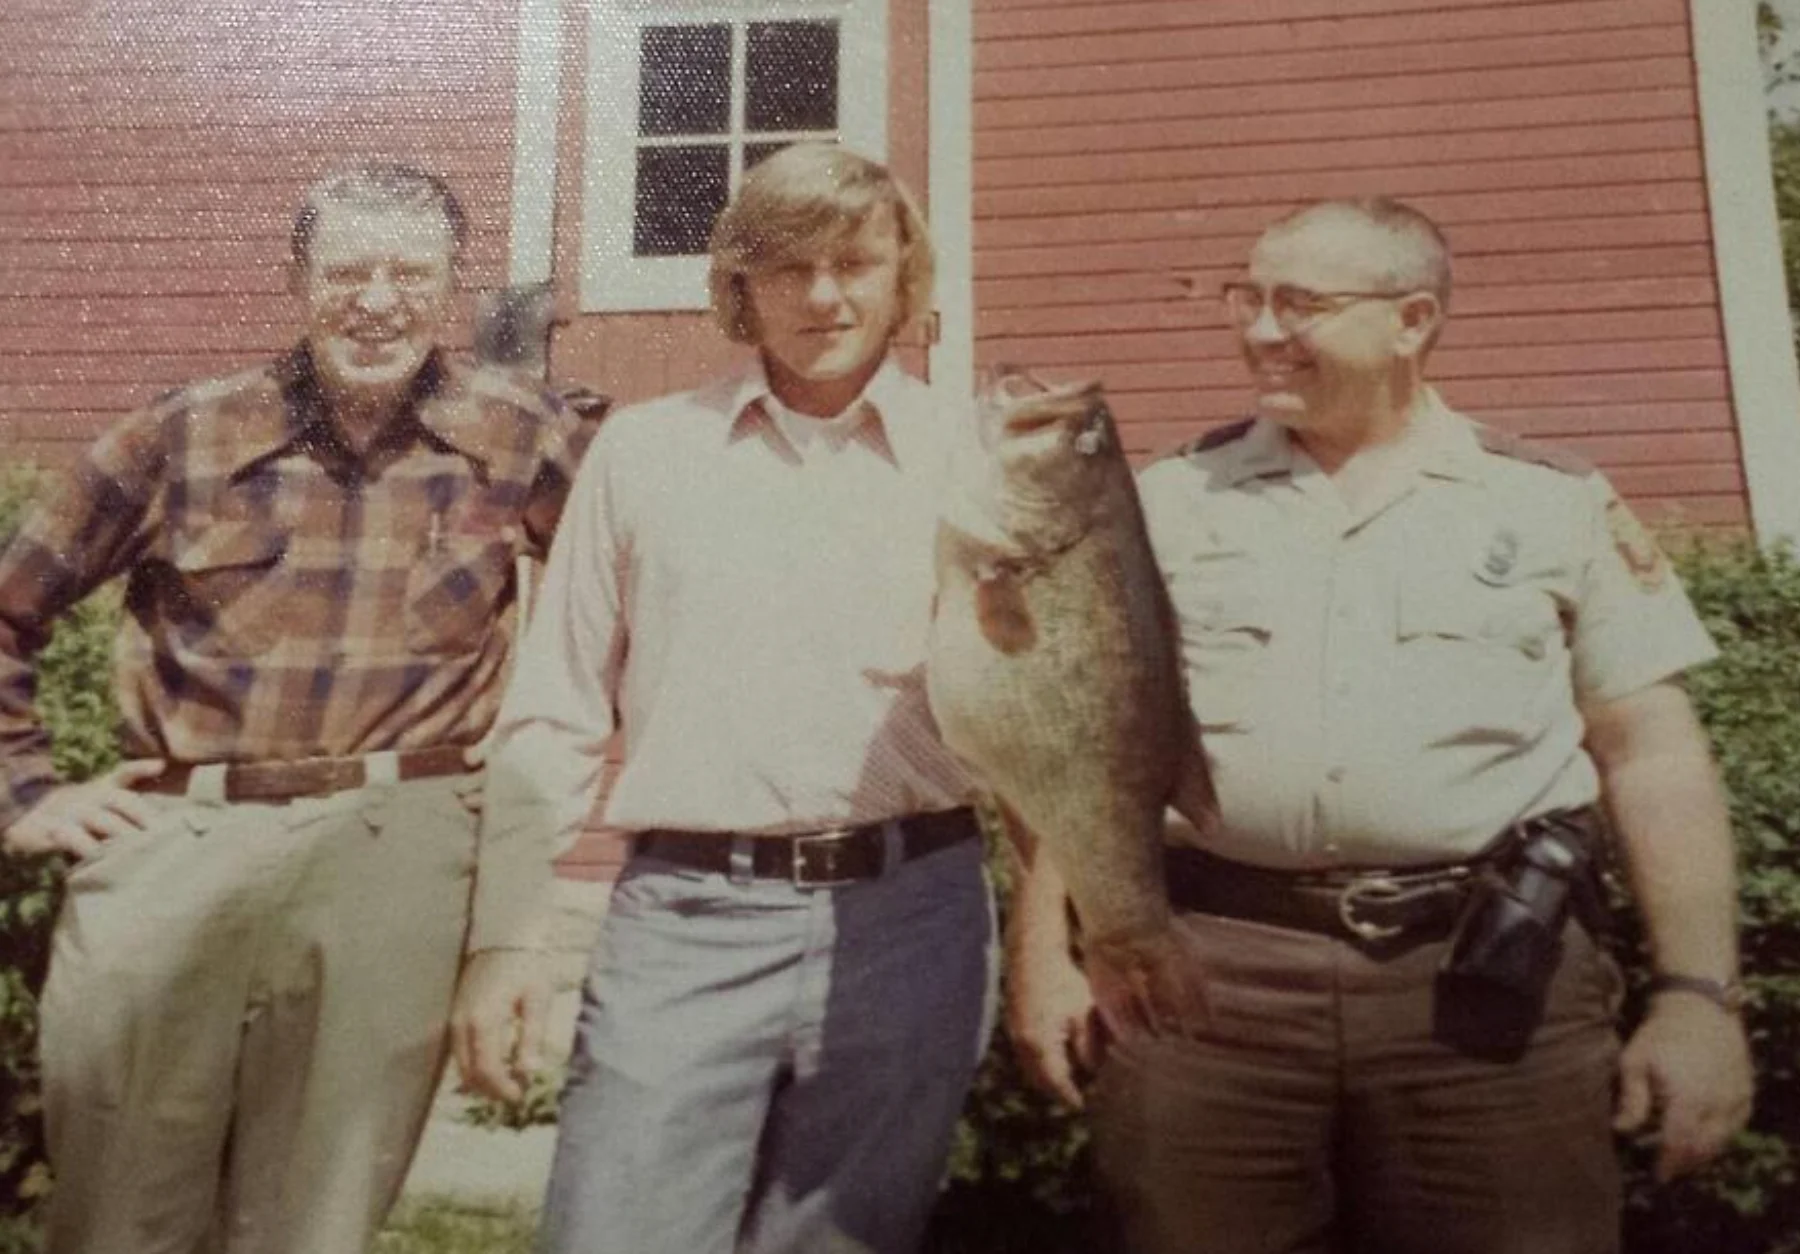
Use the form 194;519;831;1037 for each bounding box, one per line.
927;372;1215;1031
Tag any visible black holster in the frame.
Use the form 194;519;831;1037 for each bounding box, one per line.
1434;809;1607;1059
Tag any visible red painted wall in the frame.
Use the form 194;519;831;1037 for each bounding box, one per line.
971;0;1744;527
0;0;521;465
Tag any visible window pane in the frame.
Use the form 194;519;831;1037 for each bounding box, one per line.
639;24;731;137
745;20;838;133
634;144;729;257
745;139;816;171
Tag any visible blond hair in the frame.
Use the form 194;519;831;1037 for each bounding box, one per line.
708;143;935;344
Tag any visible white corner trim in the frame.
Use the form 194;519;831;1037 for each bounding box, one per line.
1693;0;1800;544
928;0;974;406
508;0;566;285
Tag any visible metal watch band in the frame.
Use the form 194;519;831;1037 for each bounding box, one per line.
1647;973;1748;1015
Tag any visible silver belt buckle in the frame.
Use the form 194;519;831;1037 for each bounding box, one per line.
1336;873;1408;942
792;827;860;889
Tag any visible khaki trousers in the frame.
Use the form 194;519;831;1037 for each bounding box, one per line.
39;773;479;1254
1091;911;1624;1254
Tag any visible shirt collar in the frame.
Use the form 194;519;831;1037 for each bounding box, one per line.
722;355;908;464
1406;388;1485;484
228;345;486;474
1214;387;1482;487
1215;415;1300;486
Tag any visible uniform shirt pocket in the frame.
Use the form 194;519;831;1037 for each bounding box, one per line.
1395;576;1563;738
1396;578;1558;661
404;535;514;656
169;521;290;656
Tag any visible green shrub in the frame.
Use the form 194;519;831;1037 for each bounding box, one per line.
930;1017;1092;1254
928;836;1092;1254
0;469;122;1222
1617;540;1800;1254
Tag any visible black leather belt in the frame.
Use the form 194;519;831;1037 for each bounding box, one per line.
1165;808;1601;946
138;744;474;803
636;807;980;888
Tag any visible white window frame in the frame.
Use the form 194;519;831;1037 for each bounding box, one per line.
579;0;888;313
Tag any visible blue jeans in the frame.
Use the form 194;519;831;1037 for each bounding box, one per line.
540;836;996;1254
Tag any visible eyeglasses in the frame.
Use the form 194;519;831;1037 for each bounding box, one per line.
1220;282;1414;333
317;265;447;301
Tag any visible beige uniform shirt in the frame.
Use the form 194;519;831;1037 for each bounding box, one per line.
1138;391;1716;870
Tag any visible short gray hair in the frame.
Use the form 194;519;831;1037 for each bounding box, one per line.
1268;196;1452;309
291;161;468;268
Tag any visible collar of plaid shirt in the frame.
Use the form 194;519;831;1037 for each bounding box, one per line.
221;346;534;478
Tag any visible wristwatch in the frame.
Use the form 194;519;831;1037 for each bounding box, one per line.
1647;973;1748;1015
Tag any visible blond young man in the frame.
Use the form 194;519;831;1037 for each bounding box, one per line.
0;163;585;1253
451;144;992;1254
1007;198;1753;1254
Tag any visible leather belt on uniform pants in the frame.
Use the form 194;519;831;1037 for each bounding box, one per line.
1164;807;1602;946
136;744;475;803
635;807;981;888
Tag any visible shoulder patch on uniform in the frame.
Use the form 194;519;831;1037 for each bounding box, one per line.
1177;417;1256;459
1605;497;1670;593
1473;425;1593;477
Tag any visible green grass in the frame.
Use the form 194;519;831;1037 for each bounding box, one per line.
0;1196;538;1254
374;1196;538;1254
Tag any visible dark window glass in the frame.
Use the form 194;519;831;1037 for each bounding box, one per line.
745;21;837;132
639;24;731;136
745;139;808;171
633;144;730;257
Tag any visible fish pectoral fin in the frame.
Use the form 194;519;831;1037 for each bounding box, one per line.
975;575;1037;655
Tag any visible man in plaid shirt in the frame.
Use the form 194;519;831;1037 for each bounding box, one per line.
0;162;585;1254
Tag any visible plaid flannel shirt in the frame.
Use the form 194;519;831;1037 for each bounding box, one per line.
0;346;586;830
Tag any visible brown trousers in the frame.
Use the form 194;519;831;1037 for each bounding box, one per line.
39;774;479;1254
1091;911;1624;1254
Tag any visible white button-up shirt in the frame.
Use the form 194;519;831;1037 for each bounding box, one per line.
472;357;975;948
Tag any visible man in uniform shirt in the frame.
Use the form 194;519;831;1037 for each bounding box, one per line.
450;144;992;1254
1005;197;1753;1253
0;163;585;1254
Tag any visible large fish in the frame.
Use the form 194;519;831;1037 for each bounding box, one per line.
927;371;1215;1031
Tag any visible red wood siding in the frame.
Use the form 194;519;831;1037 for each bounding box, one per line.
971;0;1745;528
0;0;521;465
